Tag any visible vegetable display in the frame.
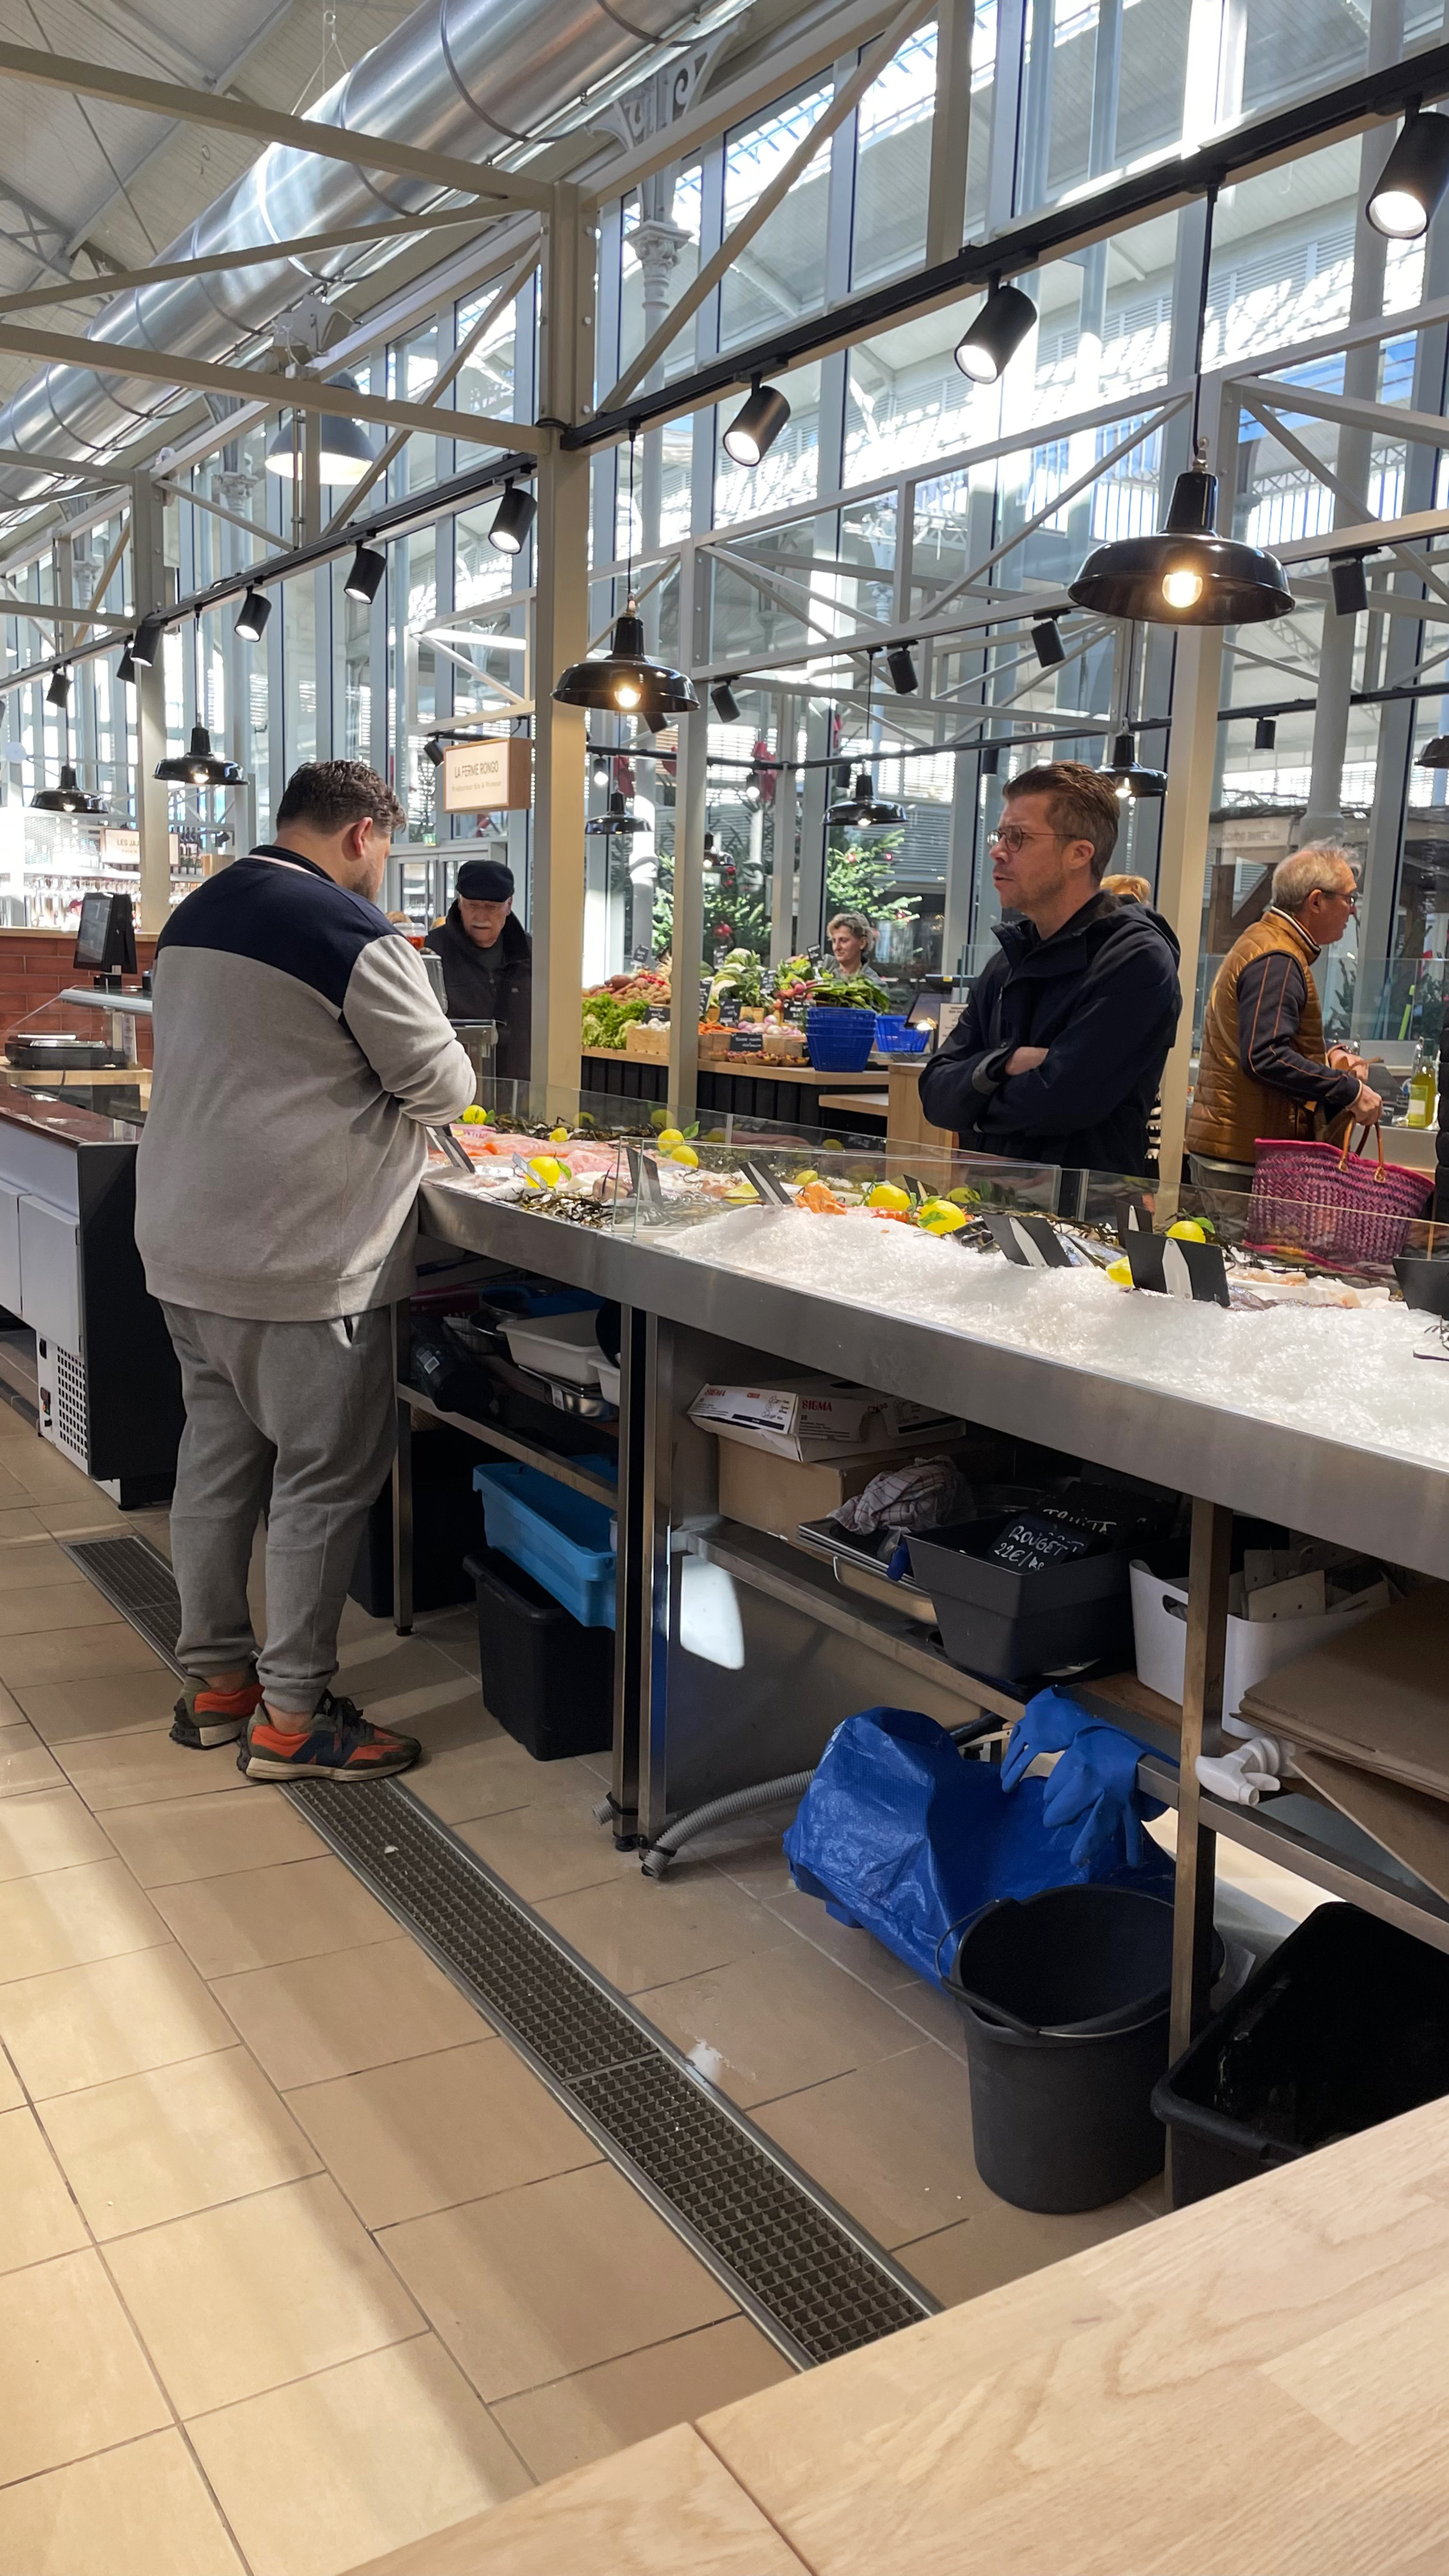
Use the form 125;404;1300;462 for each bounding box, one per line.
581;965;670;1050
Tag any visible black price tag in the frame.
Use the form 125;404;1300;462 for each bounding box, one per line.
1126;1233;1231;1308
984;1210;1075;1268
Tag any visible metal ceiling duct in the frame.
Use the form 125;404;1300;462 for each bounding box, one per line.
0;0;715;505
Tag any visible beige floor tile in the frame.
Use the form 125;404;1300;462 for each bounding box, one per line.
41;2046;321;2239
897;2190;1153;2309
0;2248;169;2482
0;1623;165;1690
20;1667;185;1747
699;1829;796;1902
0;1581;128;1641
754;2045;992;2250
0;1722;63;1796
399;1685;502;1758
0;2048;21;2110
0;2104;90;2270
380;2160;736;2402
0;1784;112;1880
493;2316;794;2484
637;1944;923;2110
191;2336;531;2576
152;1854;400;1978
214;1934;483;2091
537;1872;779;1998
103;1787;323;1888
762;1879;924;1998
0;1945;238;2098
0;1857;168;1983
0;2428;245;2576
408;1737;583;1827
108;2171;424;2416
0;1538;93;1592
57;1722;248;1808
0;1506;51;1543
288;2041;598;2228
36;1498;130;1537
457;1796;639;1903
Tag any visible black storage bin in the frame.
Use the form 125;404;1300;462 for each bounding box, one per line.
350;1423;487;1620
466;1547;614;1761
909;1514;1131;1682
1153;1901;1449;2200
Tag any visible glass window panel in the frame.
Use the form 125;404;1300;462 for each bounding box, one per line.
719;86;832;352
964;0;995;235
851;22;935;291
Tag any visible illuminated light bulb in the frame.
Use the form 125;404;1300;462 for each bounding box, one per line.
1161;567;1204;610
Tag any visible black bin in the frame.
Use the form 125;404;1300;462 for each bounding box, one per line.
909;1515;1131;1682
1154;1902;1449;2200
949;1886;1215;2212
466;1547;614;1762
350;1423;487;1620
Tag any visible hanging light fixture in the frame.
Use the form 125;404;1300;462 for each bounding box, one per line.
554;432;698;720
116;638;137;687
826;651;905;827
45;666;70;709
590;752;611;786
1367;110;1449;239
1330;553;1370;615
1417;733;1449;766
953;280;1037;385
129;611;167;668
886;642;918;695
32;762;104;815
722;380;791;467
1032;617;1065;668
711;679;742;723
155;617;243;787
585;788;648;837
1099;731;1167;800
489;480;537;555
265;375;377;486
343;541;386;604
234;586;272;642
1254;714;1278;752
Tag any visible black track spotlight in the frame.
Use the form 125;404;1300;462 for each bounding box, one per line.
422;736;445;769
1099;731;1168;801
553;599;697;720
343;541;386;604
711;679;742;724
1254;715;1278;752
32;762;104;816
46;666;70;709
1031;617;1065;669
886;642;918;695
1417;733;1449;767
722;379;791;467
1331;553;1370;616
980;743;1001;775
155;722;242;788
591;753;612;786
1367;109;1449;239
489;479;537;556
1070;439;1293;625
116;639;137;687
234;586;272;643
129;611;167;668
953;280;1038;385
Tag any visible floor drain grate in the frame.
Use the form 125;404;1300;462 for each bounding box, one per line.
61;1534;186;1674
55;1535;935;2366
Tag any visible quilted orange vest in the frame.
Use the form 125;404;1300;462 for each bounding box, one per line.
1187;909;1343;1165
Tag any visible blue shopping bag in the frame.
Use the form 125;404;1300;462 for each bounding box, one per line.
783;1704;1174;1986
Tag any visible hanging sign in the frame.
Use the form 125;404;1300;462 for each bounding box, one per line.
441;738;531;813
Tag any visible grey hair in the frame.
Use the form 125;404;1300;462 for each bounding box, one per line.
1272;843;1356;913
827;909;875;953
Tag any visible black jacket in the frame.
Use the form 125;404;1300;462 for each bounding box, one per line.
426;904;532;1081
1438;1023;1449;1220
920;891;1182;1177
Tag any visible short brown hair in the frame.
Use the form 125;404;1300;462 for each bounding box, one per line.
1102;873;1152;903
275;759;404;837
1005;760;1120;879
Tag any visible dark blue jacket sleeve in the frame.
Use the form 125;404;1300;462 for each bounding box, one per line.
918;976;1009;1134
976;940;1179;1139
1235;951;1360;1119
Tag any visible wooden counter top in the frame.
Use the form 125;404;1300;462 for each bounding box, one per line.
347;2091;1449;2574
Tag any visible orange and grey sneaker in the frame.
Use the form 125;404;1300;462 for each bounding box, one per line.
171;1668;263;1750
238;1691;420;1783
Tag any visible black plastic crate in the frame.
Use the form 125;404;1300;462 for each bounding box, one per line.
466;1547;614;1761
908;1513;1131;1682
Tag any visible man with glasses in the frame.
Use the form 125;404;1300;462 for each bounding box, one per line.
1186;844;1377;1190
921;761;1181;1177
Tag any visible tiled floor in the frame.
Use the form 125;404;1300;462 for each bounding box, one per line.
0;1414;1311;2576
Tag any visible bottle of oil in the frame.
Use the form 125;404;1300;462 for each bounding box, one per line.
1406;1044;1438;1128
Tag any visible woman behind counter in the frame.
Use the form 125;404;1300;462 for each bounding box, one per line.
825;909;888;988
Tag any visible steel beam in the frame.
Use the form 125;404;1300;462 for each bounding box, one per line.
0;209;497;317
1245;374;1449;456
0;42;551;214
0;590;127;627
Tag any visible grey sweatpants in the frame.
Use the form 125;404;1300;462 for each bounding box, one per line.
162;1303;395;1712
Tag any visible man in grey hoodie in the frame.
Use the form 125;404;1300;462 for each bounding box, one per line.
135;760;475;1782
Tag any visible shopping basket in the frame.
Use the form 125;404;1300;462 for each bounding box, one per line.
1247;1123;1432;1270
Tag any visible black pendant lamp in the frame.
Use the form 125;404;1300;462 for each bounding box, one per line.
1417;734;1449;768
156;617;243;787
1099;731;1167;800
553;433;697;722
32;763;105;816
826;653;904;827
584;788;648;836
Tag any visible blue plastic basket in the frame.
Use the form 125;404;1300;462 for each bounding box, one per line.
472;1460;617;1628
874;1015;930;1057
806;1005;877;1072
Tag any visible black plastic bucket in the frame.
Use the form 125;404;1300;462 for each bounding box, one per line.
949;1886;1216;2213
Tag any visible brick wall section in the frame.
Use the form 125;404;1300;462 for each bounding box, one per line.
0;931;159;1037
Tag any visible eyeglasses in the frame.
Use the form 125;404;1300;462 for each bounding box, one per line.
990;823;1062;856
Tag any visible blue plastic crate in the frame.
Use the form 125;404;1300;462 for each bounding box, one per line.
472;1460;617;1628
874;1015;930;1056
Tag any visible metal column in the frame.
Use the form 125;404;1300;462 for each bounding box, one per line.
531;183;592;1109
1167;1495;1231;2207
668;546;706;1126
131;475;174;935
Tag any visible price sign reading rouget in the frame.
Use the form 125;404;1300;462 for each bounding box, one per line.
441;737;532;813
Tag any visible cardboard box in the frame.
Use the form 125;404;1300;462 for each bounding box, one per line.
623;1020;671;1060
691;1374;956;1460
717;1439;955;1542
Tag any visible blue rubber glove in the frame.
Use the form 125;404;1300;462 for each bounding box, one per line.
998;1686;1088;1793
1041;1721;1155;1867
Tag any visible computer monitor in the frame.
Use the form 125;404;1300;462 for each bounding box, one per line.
72;891;137;976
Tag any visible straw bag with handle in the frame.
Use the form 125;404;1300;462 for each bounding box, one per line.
1247;1123;1433;1270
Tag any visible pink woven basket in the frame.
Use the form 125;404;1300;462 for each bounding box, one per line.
1247;1125;1433;1270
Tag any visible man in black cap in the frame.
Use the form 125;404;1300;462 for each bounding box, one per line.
426;857;532;1078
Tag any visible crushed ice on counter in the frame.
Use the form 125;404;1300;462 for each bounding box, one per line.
659;1206;1449;1470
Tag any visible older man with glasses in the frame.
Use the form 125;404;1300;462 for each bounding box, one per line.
921;760;1182;1179
1186;843;1377;1192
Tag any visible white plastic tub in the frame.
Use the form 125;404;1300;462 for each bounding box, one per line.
502;1310;602;1386
1129;1560;1383;1720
